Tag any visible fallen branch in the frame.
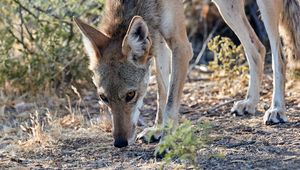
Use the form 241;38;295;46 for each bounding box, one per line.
188;20;221;73
206;99;238;114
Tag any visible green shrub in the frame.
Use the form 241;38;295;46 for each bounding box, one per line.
155;120;212;168
208;36;249;95
0;0;104;93
289;69;300;80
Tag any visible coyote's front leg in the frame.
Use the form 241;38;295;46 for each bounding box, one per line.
137;34;192;142
159;4;193;140
137;35;171;142
137;0;192;142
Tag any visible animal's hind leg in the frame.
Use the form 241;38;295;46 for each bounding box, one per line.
213;0;266;116
257;0;288;125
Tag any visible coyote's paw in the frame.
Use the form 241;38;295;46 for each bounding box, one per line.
231;100;256;116
137;127;161;143
263;108;288;125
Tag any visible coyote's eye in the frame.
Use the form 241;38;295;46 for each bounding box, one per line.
125;91;136;102
99;94;109;103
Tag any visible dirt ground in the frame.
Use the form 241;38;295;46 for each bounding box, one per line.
1;66;300;169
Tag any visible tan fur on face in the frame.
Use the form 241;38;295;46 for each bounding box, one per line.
92;60;150;141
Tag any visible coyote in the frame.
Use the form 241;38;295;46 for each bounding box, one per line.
213;0;300;124
74;0;192;148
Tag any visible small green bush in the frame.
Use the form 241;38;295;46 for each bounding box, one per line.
0;0;104;93
208;36;248;79
208;36;249;95
289;69;300;80
155;120;212;168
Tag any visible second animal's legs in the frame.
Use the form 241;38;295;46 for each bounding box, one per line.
257;0;287;124
213;0;266;116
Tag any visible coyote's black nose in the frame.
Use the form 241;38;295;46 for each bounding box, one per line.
114;138;128;148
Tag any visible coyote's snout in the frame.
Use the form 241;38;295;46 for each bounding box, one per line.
75;0;192;148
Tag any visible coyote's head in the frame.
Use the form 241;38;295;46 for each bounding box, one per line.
74;16;152;148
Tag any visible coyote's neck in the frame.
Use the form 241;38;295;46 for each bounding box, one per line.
99;0;136;39
99;0;161;40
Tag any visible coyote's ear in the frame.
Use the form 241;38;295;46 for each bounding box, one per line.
122;16;152;65
74;17;109;68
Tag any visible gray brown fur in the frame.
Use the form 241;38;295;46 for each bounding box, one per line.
280;0;300;70
99;0;161;56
